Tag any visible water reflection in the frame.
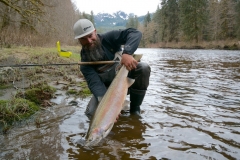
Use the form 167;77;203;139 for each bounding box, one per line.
1;48;240;159
139;48;240;160
65;113;151;160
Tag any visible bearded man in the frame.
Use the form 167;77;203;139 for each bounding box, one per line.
73;19;151;117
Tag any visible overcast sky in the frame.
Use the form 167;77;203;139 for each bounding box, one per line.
72;0;161;16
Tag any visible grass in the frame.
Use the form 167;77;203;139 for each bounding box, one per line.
78;81;92;97
0;45;82;85
0;82;56;133
66;81;92;97
23;82;57;105
0;98;39;133
0;84;12;89
0;45;81;62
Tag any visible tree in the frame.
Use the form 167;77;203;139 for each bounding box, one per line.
126;15;135;28
134;15;139;29
0;0;45;30
143;11;151;27
208;0;221;40
151;4;162;43
158;0;168;42
0;0;79;46
126;15;139;29
219;0;237;39
143;21;158;45
179;0;208;43
90;11;95;25
166;0;180;42
236;0;240;39
77;11;95;26
152;5;161;24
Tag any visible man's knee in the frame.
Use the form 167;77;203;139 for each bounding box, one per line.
129;62;151;90
138;62;151;76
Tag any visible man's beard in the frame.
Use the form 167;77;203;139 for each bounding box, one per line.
82;38;104;61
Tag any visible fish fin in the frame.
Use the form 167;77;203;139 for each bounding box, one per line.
97;97;103;102
133;54;143;61
127;77;135;87
103;123;114;138
122;100;130;110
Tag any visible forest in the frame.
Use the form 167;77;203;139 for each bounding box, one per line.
127;0;240;49
0;0;240;49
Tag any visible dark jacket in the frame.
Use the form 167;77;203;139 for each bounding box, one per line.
80;28;142;98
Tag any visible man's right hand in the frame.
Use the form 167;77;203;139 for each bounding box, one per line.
121;54;138;71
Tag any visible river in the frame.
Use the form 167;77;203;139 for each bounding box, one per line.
0;48;240;160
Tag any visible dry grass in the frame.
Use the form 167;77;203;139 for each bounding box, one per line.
0;45;82;84
0;27;77;47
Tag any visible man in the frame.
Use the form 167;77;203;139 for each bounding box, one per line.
73;19;151;117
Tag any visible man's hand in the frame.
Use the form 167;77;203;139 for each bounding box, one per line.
121;53;138;71
115;113;121;123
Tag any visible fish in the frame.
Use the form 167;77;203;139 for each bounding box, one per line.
85;65;135;147
84;54;143;147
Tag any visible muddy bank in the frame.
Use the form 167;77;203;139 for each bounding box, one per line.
0;48;90;133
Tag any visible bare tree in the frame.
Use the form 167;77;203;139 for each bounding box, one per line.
0;0;79;46
208;0;221;40
0;0;45;29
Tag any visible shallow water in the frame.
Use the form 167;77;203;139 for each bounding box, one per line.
0;48;240;160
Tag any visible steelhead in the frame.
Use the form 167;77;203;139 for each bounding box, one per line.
85;65;134;147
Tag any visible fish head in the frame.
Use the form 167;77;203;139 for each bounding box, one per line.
85;123;114;147
85;128;104;147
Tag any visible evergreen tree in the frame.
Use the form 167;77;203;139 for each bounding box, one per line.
144;11;151;27
134;15;139;29
179;0;208;43
126;15;135;28
152;5;162;43
126;15;139;29
219;0;236;39
90;11;95;25
78;11;95;27
152;5;161;24
166;0;180;42
158;0;168;42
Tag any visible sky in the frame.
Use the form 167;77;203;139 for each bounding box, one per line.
72;0;161;16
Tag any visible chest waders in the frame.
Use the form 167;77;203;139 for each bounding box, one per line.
84;52;151;117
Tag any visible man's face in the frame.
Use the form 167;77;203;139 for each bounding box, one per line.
78;30;98;49
78;30;104;61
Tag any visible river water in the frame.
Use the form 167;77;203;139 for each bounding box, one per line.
0;48;240;160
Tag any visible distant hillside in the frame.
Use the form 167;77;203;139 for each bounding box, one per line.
93;11;146;33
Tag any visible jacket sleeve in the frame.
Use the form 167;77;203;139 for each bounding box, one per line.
80;65;107;98
101;28;142;55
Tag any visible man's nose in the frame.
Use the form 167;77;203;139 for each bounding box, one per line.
86;37;92;43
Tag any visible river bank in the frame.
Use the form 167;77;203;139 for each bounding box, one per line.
146;40;240;50
0;46;90;133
